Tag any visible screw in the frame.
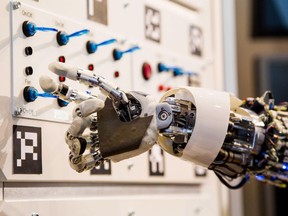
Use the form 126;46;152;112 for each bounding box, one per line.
194;208;201;214
31;213;39;216
123;1;130;8
127;161;134;170
14;107;22;116
12;1;21;10
128;210;135;216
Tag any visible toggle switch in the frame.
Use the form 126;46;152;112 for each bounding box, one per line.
157;63;184;76
23;86;57;103
112;45;140;61
57;29;90;46
157;63;168;73
57;98;69;107
172;67;184;76
86;38;117;54
185;71;198;76
22;21;58;37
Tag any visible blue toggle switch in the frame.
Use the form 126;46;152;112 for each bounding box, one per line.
22;20;58;37
112;46;140;61
172;67;184;76
86;38;117;54
23;86;58;103
185;71;198;76
57;29;90;46
157;63;184;76
157;63;168;72
57;98;69;107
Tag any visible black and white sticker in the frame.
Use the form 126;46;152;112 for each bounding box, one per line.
13;125;42;174
91;159;112;175
145;6;161;43
87;0;108;25
149;145;164;176
189;25;203;56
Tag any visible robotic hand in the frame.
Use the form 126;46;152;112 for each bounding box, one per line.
41;62;288;189
40;62;158;173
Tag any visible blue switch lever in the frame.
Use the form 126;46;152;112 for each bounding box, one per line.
158;63;184;76
23;86;57;103
86;38;117;54
185;71;198;76
22;21;58;37
57;29;90;46
173;67;184;76
113;46;140;61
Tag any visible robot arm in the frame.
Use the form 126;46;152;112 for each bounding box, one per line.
157;88;288;188
42;62;288;188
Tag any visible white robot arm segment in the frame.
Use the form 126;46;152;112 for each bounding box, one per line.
157;88;288;188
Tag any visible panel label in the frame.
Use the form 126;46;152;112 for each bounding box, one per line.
21;9;33;18
189;25;203;56
145;6;161;43
149;145;164;176
13;125;42;174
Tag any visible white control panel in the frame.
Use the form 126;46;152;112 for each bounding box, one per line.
4;0;220;183
11;3;133;123
0;0;226;215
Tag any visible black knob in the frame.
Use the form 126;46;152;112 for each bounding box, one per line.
25;66;33;76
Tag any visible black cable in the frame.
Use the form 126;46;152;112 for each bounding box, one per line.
214;171;249;189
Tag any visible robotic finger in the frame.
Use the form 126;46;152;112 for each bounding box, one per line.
39;75;106;172
65;103;104;172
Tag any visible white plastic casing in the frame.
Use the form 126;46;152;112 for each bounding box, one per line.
160;87;230;167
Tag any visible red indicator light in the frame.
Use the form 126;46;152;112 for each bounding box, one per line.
142;62;152;80
114;71;120;78
58;56;66;82
59;76;66;82
58;56;66;63
88;64;94;71
158;85;164;91
166;86;172;91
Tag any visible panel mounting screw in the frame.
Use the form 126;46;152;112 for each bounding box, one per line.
12;1;21;10
14;107;22;116
128;210;135;216
127;161;134;170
